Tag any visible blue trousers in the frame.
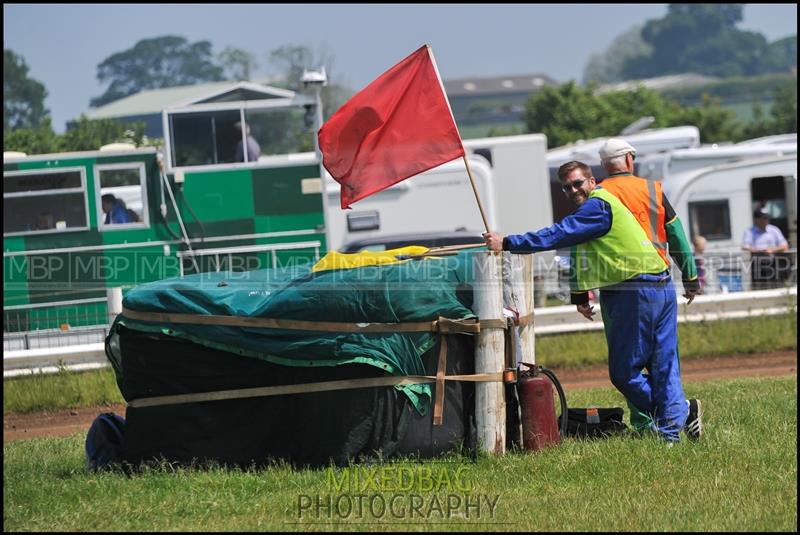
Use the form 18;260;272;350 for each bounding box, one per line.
599;273;688;442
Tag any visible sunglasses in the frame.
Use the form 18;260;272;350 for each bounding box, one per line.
561;178;587;193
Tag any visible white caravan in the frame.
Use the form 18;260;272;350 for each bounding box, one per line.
546;125;701;172
638;135;797;182
663;154;797;251
662;154;797;292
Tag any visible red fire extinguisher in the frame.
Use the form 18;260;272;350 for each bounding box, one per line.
517;363;568;452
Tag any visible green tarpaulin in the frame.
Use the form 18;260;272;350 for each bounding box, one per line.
114;249;483;414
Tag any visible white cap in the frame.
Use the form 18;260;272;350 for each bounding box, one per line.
599;138;636;160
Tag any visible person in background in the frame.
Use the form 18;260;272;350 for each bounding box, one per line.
234;121;261;163
692;235;707;293
598;138;700;302
483;160;703;444
101;194;133;225
597;138;701;434
742;209;789;290
35;212;55;230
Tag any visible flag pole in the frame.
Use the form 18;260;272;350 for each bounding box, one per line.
462;154;491;233
427;45;491;233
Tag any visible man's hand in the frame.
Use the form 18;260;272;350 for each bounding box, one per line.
683;278;701;305
483;232;503;252
576;303;595;321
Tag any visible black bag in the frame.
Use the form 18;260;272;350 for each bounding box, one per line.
564;407;628;438
86;412;126;471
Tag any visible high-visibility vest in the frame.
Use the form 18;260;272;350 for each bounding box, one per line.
601;174;669;265
570;188;668;292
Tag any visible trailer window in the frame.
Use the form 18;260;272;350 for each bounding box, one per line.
688;200;731;241
3;168;89;236
168;108;314;168
169;110;241;167
244;107;313;156
95;163;148;230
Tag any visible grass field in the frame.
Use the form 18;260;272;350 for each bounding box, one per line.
4;312;796;413
3;376;796;531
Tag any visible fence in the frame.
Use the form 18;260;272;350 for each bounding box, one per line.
541;249;797;305
4;286;795;378
3;296;117;351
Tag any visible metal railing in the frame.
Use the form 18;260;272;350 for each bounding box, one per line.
540;248;797;305
3;297;114;351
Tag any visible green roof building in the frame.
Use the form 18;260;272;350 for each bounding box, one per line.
75;78;290;137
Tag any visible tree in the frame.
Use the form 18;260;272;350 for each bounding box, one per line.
4;49;50;130
3;116;150;155
218;46;259;81
523;83;686;147
679;30;767;77
763;36;797;73
60;116;146;152
523;82;742;147
269;45;322;91
523;82;611;148
268;44;351;120
671;94;741;143
583;26;652;84
91;35;225;108
766;80;797;134
3;118;60;154
621;4;773;79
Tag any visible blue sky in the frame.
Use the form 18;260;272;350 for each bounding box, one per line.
4;3;797;132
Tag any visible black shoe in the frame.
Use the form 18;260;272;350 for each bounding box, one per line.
685;399;703;441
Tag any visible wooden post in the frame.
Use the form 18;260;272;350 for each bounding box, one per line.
473;250;506;454
106;287;123;324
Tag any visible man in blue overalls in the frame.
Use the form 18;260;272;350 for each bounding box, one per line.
484;161;703;443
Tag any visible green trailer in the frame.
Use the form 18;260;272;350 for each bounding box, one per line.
4;82;329;335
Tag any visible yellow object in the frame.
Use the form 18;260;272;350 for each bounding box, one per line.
312;246;430;273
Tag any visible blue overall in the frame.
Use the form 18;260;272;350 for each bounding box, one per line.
599;273;688;442
504;194;688;442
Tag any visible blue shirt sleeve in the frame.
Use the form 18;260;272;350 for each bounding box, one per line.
504;197;612;252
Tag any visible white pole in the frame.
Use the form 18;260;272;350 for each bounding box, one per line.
473;251;506;454
311;82;332;251
106;287;123;324
514;254;536;365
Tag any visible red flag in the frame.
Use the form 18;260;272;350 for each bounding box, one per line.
318;45;464;209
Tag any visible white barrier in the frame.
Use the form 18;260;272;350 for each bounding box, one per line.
4;343;107;377
4;287;796;378
534;286;796;334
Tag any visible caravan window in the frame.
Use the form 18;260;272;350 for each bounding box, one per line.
688;200;731;241
95;163;148;230
3;167;89;236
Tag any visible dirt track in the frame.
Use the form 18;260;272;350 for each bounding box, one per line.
3;350;796;443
